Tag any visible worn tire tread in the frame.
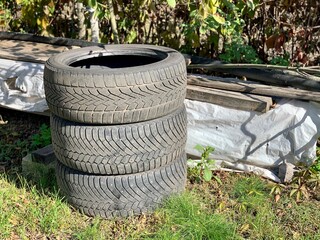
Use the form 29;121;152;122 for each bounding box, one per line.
44;45;187;124
51;106;187;175
56;155;187;218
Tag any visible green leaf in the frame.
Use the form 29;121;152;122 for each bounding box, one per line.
207;159;215;165
246;0;256;10
194;144;204;153
212;14;225;25
206;146;215;154
213;175;222;185
11;132;20;137
199;26;207;35
290;189;297;197
166;0;176;8
125;30;137;43
189;10;198;18
296;191;301;201
88;0;98;9
203;167;212;182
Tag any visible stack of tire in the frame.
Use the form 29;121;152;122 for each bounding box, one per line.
44;44;188;218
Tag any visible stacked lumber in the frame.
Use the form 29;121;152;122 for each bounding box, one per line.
186;74;320;112
185;55;320;113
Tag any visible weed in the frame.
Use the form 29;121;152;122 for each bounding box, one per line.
269;182;286;202
188;144;222;183
219;39;262;64
0;120;51;167
231;175;268;211
270;159;320;202
275;197;320;239
311;149;320;172
290;162;320;201
30;123;51;150
0;174;72;239
269;52;290;66
0;138;28;165
1;170;319;239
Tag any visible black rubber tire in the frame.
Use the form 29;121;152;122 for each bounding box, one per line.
56;154;187;218
51;105;187;175
44;44;187;124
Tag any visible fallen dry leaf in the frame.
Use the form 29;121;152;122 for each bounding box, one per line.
0;114;8;124
239;223;250;233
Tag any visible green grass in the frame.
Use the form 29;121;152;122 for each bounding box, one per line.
0;167;239;239
228;176;283;239
0;172;157;239
1;165;320;239
275;198;320;239
0;174;72;239
1;110;319;239
147;192;238;240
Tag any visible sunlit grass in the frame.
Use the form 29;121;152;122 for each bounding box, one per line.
147;192;239;240
1;165;319;239
0;174;72;239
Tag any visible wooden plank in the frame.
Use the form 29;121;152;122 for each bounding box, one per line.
187;74;320;102
0;39;79;63
0;31;102;47
187;85;272;112
187;57;320;91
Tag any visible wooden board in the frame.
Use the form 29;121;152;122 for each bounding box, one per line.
188;74;320;102
0;39;78;63
187;85;272;112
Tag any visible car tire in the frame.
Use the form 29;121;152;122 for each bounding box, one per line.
56;154;187;218
44;44;187;124
51;105;187;175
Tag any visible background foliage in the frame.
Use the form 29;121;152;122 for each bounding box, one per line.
0;0;319;65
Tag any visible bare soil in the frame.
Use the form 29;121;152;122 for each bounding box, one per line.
0;108;49;168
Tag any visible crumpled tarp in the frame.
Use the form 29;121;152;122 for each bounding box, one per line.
1;58;320;182
185;99;320;181
0;59;47;112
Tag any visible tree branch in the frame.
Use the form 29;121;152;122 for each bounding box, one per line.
188;62;320;75
107;0;119;44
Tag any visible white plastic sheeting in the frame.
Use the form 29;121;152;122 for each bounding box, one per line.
0;59;46;112
1;58;320;181
185;99;320;181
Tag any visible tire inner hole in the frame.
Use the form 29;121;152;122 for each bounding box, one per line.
70;55;162;69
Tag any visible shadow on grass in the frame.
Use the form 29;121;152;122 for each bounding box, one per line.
4;156;59;197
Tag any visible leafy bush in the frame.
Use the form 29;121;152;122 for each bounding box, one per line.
219;40;262;63
269;53;290;66
3;0;260;58
3;0;320;64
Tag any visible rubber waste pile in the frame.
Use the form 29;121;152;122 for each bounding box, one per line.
44;44;188;218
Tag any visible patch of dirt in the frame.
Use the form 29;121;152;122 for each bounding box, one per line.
0;107;49;168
